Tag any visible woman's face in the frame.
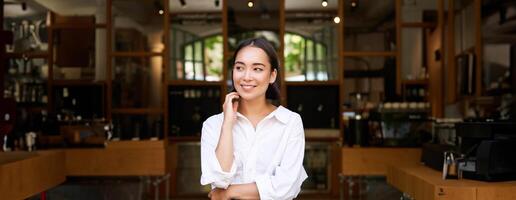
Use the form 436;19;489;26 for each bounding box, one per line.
232;46;277;101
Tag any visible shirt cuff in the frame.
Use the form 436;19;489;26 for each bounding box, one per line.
255;174;273;200
200;151;239;189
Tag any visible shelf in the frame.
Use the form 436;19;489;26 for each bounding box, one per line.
305;128;340;138
52;80;106;86
50;23;105;29
111;51;163;57
344;69;385;78
105;140;164;149
111;108;163;115
169;136;201;142
401;22;437;29
168;80;222;86
401;79;428;85
4;52;49;59
15;102;47;108
285;80;340;86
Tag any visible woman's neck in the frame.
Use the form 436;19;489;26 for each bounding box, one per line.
238;97;274;118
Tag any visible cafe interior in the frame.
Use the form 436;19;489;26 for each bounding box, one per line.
1;0;516;199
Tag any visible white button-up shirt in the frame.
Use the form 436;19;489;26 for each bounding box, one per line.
200;105;308;200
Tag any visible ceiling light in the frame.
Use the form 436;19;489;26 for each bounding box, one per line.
248;0;254;8
333;16;340;24
350;0;358;8
158;9;164;15
322;0;328;7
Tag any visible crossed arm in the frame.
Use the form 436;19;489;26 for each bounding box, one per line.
208;183;260;200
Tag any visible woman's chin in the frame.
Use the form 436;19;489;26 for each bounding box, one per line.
236;93;261;102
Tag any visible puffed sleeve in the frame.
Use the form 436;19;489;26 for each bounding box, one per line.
200;117;240;189
254;114;308;200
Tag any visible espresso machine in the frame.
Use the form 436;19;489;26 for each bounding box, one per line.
455;119;516;181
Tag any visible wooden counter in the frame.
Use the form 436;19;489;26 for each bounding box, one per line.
0;140;171;199
65;140;168;176
0;150;66;200
341;147;421;176
387;165;516;200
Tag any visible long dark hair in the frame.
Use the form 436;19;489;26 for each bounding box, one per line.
231;38;281;100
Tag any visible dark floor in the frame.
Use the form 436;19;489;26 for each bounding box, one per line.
28;176;403;200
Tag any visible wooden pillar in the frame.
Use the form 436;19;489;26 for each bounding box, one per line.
1;0;5;95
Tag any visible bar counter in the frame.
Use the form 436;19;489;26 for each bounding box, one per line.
0;140;171;199
387;165;516;200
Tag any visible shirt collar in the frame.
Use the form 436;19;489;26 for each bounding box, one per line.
236;105;290;124
271;105;290;124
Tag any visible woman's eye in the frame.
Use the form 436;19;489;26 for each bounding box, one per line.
254;68;263;72
235;66;243;71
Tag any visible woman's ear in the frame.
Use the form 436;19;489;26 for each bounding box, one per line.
269;68;277;84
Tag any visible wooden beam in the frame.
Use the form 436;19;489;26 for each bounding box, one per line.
341;51;397;57
107;0;113;121
221;0;228;106
163;0;170;142
475;0;483;97
0;0;5;94
446;0;457;104
336;0;344;196
280;0;286;106
396;0;402;95
48;12;55;113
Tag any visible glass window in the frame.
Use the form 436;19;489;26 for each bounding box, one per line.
284;33;337;81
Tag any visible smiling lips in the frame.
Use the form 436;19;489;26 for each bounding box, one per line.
240;84;256;91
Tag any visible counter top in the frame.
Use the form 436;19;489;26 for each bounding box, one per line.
0;150;66;200
341;147;421;176
0;140;172;199
387;164;516;200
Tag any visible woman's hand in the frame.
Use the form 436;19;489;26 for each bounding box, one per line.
208;188;230;200
222;92;240;126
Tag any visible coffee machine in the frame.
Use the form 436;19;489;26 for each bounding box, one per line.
456;120;516;181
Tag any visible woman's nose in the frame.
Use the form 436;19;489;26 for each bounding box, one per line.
243;69;252;80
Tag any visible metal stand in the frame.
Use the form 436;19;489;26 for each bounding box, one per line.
138;173;170;200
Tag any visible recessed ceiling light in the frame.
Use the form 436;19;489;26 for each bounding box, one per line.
334;16;340;24
248;0;254;8
322;0;328;7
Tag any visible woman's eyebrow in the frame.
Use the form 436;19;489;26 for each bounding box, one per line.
234;61;265;67
252;63;265;67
